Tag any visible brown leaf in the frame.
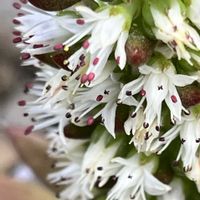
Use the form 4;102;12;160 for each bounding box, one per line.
28;0;80;11
0;176;57;200
6;127;56;190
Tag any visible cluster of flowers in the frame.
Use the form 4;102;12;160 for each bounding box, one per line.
13;0;200;199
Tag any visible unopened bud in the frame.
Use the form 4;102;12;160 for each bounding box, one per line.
178;85;200;108
125;27;154;67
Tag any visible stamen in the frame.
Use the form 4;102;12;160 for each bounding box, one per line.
87;72;95;82
64;45;69;52
140;89;146;96
13;37;22;43
158;85;163;90
143;122;149;129
53;43;64;51
12;31;21;36
62;86;68;90
76;19;85;25
33;44;44;49
18;100;26;106
96;95;103;102
171;95;177;103
17;13;24;17
159;137;165;142
13;2;21;9
46;85;51;91
104;90;110;95
155;126;160;132
181;138;186;144
63;60;69;66
79;54;85;61
21;53;30;60
23;113;29;117
61;75;68;81
24;125;34;135
87;116;94;126
93;57;99;65
80;74;88;84
126;90;132;96
13;19;21;25
65;112;72;118
131;113;136;118
83;40;90;49
97;166;103;171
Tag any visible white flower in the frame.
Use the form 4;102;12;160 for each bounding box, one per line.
186;154;200;192
48;154;88;200
124;108;160;152
80;130;123;195
13;1;75;58
13;2;135;78
151;110;200;171
48;129;123;200
15;4;137;83
188;0;200;30
107;154;171;200
150;0;200;64
64;3;135;83
69;73;123;137
118;61;196;130
158;179;185;200
47;128;88;160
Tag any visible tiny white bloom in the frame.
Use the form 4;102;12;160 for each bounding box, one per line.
150;0;200;64
14;2;135;80
151;109;200;171
47;128;88;160
13;2;75;57
70;74;123;137
80;131;123;194
107;154;171;200
124;108;160;152
118;60;196;129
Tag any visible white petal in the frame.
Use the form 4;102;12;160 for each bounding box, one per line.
144;171;171;195
115;32;128;69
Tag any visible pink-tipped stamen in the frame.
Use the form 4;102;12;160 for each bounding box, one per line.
87;116;94;126
87;72;95;82
18;100;26;106
24;125;34;135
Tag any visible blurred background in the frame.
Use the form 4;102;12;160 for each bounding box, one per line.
0;1;56;199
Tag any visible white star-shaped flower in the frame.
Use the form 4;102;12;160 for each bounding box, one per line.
118;60;197;129
150;0;200;64
151;109;200;171
107;154;171;200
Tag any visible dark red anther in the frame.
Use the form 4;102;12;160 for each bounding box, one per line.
24;125;34;135
18;100;26;106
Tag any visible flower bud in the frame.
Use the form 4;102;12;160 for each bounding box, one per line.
178;85;200;108
29;0;80;11
125;27;154;67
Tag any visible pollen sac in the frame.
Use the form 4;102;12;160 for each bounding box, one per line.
125;27;155;67
28;0;80;11
178;85;200;108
